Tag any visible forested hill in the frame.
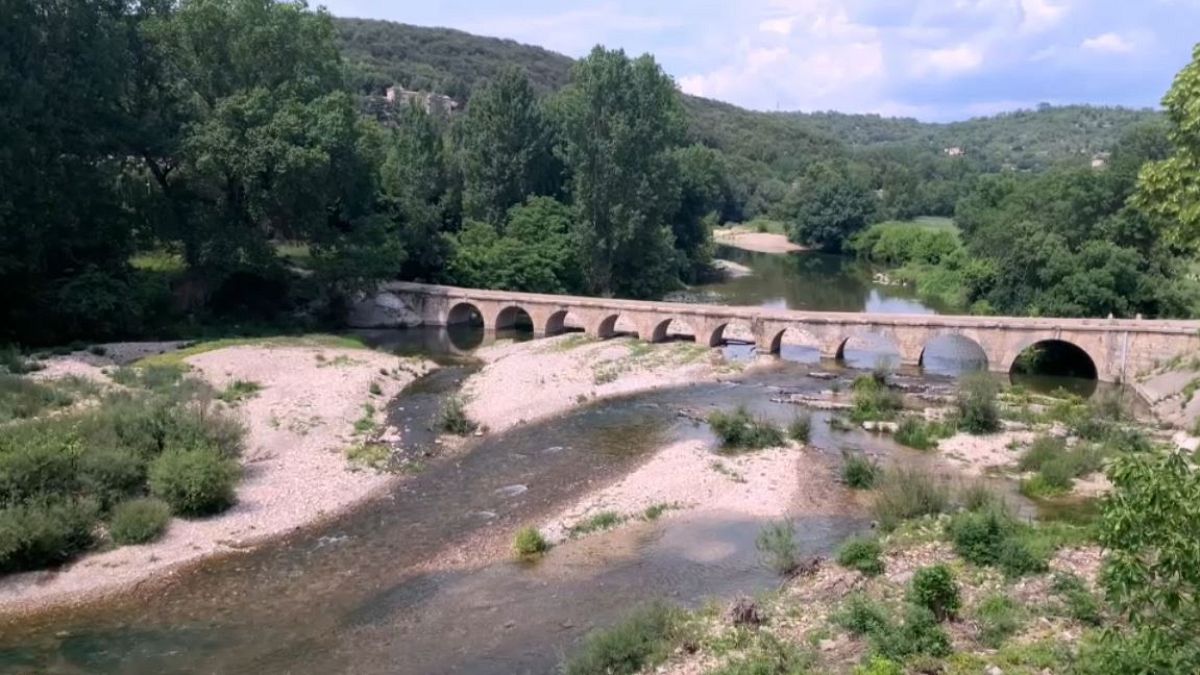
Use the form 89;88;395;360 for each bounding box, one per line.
333;17;1160;172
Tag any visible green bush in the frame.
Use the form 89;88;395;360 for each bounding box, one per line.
959;481;1006;513
513;526;548;557
956;373;1000;434
908;565;960;621
787;414;812;443
835;593;891;636
871;468;952;531
949;507;1048;577
974;594;1024;647
0;424;80;505
1051;573;1102;625
996;536;1049;578
77;446;148;509
708;407;785;451
869;603;952;661
850;376;902;422
841;451;880;489
1018;435;1066;471
564;602;685;675
755;519;799;575
893;416;948;451
0;346;38;375
0;498;98;572
708;633;815;675
837;536;885;576
109;497;172;545
148;447;239;517
854;657;904;675
439;396;478;435
0;375;73;423
217;379;261;404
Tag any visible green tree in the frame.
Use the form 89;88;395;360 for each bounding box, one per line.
380;103;452;281
672;145;730;282
1135;44;1200;250
554;46;684;298
782;161;876;252
448;197;581;293
460;68;559;225
1093;450;1200;671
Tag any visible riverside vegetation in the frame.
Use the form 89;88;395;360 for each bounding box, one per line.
562;373;1200;673
0;363;244;572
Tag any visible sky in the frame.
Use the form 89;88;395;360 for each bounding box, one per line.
320;0;1200;122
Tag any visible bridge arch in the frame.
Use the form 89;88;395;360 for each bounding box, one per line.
765;327;823;363
594;313;639;339
708;320;755;348
835;331;902;370
494;305;534;331
1009;339;1098;381
544;309;585;336
649;317;697;343
920;333;989;376
446;301;484;327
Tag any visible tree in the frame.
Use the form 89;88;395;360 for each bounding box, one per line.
448;197;582;293
460;68;559;226
554;47;684;298
672;145;729;282
1135;44;1200;250
782;161;876;252
379;103;452;281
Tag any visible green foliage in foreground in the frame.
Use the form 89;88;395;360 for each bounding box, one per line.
868;604;952;661
787;414;812;444
513;526;549;558
108;497;172;545
871;469;953;532
439;396;478;435
0;375;74;423
974;594;1025;648
955;374;1001;434
564;602;687;675
708;407;785;452
948;507;1048;578
1094;450;1200;671
849;375;902;423
0;373;244;572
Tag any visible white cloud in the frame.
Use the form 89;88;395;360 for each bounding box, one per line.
1019;0;1069;33
462;3;680;56
1081;32;1135;53
910;44;985;78
759;17;795;35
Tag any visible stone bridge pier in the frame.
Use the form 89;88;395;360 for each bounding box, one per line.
349;282;1200;383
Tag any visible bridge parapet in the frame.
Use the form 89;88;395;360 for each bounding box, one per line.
350;282;1200;383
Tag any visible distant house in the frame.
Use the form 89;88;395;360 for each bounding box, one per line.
943;146;965;157
385;86;460;116
1091;152;1111;170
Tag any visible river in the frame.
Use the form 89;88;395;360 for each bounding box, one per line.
0;247;1057;673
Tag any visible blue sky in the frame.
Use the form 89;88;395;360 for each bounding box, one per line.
321;0;1200;121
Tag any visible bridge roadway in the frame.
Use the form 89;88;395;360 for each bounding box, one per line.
352;282;1200;383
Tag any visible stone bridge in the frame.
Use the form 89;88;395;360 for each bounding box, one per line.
350;282;1200;382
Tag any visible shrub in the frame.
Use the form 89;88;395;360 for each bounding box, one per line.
975;594;1024;647
513;526;548;557
996;536;1049;578
0;375;73;423
755;519;798;575
949;507;1047;577
871;469;952;531
837;536;885;576
148;447;239;517
0;424;81;505
869;604;952;660
959;481;1005;513
564;602;684;675
1018;435;1066;471
956;373;1000;434
1052;573;1102;626
908;565;960;621
708;407;785;451
894;417;941;450
841;451;880;489
217;379;261;404
439;396;478;435
850;376;902;422
0;346;38;375
108;497;171;545
0;498;98;572
854;657;904;675
835;593;890;636
77;446;147;509
787;414;812;443
709;633;815;675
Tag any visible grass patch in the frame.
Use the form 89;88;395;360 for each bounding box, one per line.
438;396;478;435
217;379;261;405
849;375;903;423
513;526;549;558
973;594;1026;648
788;413;812;443
1051;572;1103;625
569;511;626;537
956;373;1001;434
708;632;816;675
710;460;746;483
837;536;885;576
345;443;391;471
894;416;953;450
756;519;799;575
137;334;366;369
641;502;679;521
708;406;785;452
564;602;688;675
0;375;75;423
872;468;953;532
841;450;880;489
